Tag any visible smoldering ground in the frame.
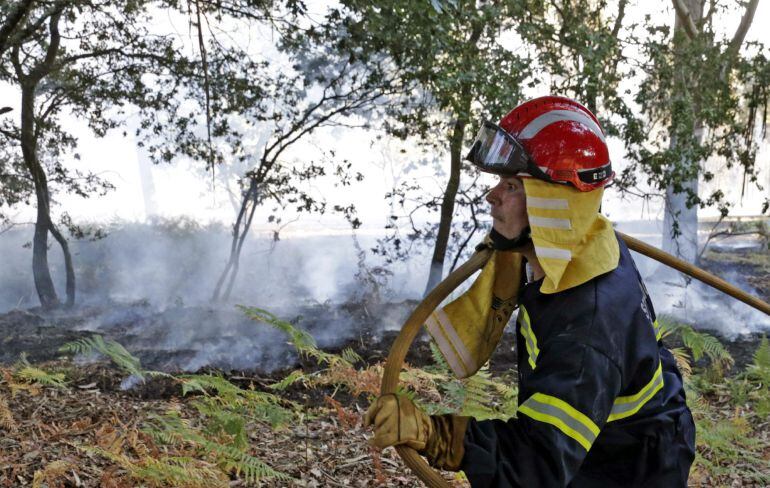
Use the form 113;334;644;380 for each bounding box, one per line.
0;218;768;377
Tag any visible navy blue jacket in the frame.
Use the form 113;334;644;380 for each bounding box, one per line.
460;235;695;487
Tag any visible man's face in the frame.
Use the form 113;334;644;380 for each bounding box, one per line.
486;176;528;239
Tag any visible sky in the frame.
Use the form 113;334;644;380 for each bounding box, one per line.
1;1;769;237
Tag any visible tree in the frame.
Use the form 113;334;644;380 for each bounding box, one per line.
0;0;35;57
0;1;197;308
624;0;765;263
322;0;533;293
210;33;400;302
517;0;632;132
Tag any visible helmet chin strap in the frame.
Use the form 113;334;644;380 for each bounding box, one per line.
489;226;532;251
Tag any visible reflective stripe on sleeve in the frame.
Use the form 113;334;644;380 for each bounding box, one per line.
608;361;664;422
518;392;600;451
517;306;539;369
653;319;662;341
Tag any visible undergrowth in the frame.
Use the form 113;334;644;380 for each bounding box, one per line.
4;308;768;486
660;317;770;485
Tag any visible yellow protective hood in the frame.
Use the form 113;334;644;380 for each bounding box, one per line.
424;180;619;378
523;178;619;294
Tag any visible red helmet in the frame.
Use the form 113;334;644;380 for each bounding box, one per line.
466;96;613;191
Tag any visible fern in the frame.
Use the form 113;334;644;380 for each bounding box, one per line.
60;335;145;380
178;373;295;429
81;445;229;488
13;354;67;389
239;305;354;368
658;318;733;375
268;369;308;391
0;393;15;431
747;335;770;382
144;410;292;483
416;342;518;420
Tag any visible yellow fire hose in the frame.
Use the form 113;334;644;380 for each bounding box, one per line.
380;231;770;488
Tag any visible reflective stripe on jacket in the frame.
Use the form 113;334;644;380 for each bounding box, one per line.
460;233;695;487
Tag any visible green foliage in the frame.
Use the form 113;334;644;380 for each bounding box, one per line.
417;343;517;420
658;317;733;377
178;373;295;430
81;446;229;488
144;409;292;484
741;335;770;417
60;335;144;380
691;398;770;484
240;305;359;369
268;369;308;391
13;354;67;389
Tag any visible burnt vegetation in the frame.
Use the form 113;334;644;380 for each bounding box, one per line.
1;0;770;486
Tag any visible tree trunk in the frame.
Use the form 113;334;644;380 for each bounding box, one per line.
48;220;75;307
663;0;704;264
662;128;703;264
20;83;59;309
424;116;467;294
212;179;259;302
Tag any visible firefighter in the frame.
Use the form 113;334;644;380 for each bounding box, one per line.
364;96;696;487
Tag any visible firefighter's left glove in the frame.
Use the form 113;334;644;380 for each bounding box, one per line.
364;394;468;471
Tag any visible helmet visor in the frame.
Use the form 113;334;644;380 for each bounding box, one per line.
465;121;531;175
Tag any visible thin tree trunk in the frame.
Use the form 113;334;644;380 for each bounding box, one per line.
423;23;483;295
20;83;59;308
48;220;75;306
212;179;258;302
222;186;259;301
663;0;704;264
424;116;467;294
664;0;758;263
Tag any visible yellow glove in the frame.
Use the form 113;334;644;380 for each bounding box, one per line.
364;393;432;451
364;394;469;471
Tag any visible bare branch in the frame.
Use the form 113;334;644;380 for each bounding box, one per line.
672;0;698;39
726;0;759;58
26;9;62;83
611;0;628;38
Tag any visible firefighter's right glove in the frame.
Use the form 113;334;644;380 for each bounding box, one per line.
364;393;432;451
364;394;469;471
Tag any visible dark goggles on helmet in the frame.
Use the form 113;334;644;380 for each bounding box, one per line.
465;121;532;176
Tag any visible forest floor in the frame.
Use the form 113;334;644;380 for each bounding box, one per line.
1;246;769;487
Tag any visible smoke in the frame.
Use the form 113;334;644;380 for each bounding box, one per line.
618;220;770;339
0;219;423;372
0;218;768;374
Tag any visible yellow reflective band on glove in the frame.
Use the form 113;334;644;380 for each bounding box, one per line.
522;179;619;294
424;249;524;378
518;392;600;451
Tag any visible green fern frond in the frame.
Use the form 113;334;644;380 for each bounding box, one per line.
80;445;229;488
268;370;307;391
13;354;67;389
60;335;144;379
239;305;353;369
658;318;733;371
752;335;770;370
239;306;316;351
341;347;363;365
429;342;450;373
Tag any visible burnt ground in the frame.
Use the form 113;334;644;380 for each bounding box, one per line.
1;247;769;486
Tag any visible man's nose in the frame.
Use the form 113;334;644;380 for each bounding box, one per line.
486;184;502;204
